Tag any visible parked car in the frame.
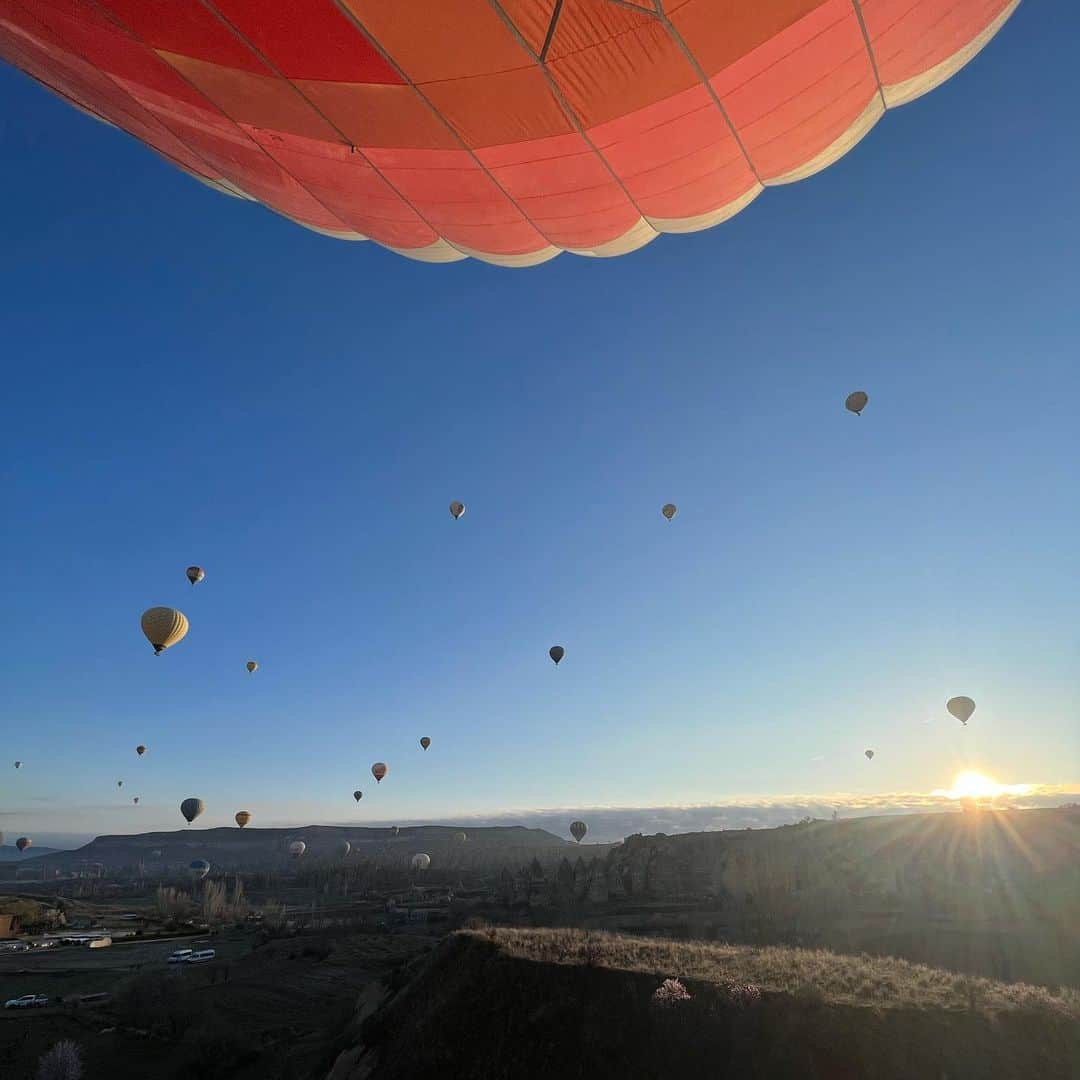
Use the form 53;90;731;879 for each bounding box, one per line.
187;949;216;964
167;948;193;964
0;942;29;953
4;994;48;1009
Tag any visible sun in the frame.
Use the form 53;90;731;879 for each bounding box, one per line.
933;771;1033;800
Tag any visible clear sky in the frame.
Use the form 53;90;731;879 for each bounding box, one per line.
1;1;1077;846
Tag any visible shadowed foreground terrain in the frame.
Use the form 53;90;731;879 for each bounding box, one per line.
336;928;1080;1080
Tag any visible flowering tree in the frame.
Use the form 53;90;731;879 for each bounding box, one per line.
37;1040;82;1080
651;978;692;1008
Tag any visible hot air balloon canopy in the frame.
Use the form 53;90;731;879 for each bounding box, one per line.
411;853;431;871
0;2;1016;267
141;607;189;654
947;696;976;725
845;391;870;415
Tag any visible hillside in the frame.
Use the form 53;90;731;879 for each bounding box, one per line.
16;824;590;873
334;928;1080;1080
513;806;1079;987
0;846;61;862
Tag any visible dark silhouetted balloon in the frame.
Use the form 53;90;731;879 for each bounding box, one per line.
845;391;869;416
946;696;976;726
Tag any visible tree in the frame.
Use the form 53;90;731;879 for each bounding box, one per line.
201;880;228;924
36;1040;82;1080
154;886;191;923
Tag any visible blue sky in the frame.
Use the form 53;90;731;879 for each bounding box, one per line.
1;1;1077;846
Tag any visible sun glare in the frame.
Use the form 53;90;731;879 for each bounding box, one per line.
933;771;1033;801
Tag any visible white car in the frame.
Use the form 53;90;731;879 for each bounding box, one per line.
187;949;216;964
4;994;48;1009
167;948;193;964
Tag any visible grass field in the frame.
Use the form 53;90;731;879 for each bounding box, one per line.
0;929;434;1080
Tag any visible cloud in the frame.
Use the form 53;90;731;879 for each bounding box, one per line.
380;785;1079;844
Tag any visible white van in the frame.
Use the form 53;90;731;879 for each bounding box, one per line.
187;949;216;964
167;948;193;964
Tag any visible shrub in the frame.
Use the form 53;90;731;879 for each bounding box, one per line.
723;980;763;1007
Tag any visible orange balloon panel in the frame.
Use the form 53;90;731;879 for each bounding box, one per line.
0;0;1017;265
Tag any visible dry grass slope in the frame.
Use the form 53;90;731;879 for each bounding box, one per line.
350;928;1080;1080
478;927;1080;1016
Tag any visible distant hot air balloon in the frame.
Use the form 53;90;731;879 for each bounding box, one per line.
390;826;400;838
946;696;976;726
449;501;465;520
136;745;147;756
662;503;677;521
13;761;22;769
151;849;162;858
289;840;306;858
189;859;210;881
549;646;565;666
570;821;587;843
117;780;124;788
353;790;363;803
186;566;205;586
337;840;351;858
16;837;31;853
246;661;258;674
141;607;189;654
235;811;251;829
865;749;875;761
372;762;388;784
180;797;205;824
411;853;431;871
420;737;431;751
845;391;869;416
0;832;4;847
133;797;140;805
455;831;468;844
